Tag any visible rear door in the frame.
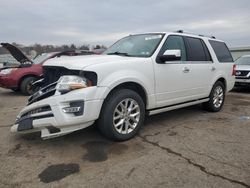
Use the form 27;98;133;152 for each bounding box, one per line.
184;36;215;97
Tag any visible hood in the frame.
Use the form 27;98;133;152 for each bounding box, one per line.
236;64;250;71
43;54;144;70
1;43;33;64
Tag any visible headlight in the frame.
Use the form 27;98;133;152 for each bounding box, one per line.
56;75;89;94
0;68;17;75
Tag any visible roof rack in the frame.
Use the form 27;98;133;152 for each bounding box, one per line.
175;30;216;39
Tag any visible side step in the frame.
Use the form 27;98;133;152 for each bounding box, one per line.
148;98;209;116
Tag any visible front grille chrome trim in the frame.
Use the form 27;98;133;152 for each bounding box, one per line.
28;82;57;105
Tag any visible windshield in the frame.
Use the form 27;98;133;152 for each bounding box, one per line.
32;53;53;64
235;56;250;65
104;34;164;57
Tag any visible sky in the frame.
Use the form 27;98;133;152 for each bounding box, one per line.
0;0;250;47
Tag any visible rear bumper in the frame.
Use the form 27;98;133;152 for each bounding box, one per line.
11;86;107;139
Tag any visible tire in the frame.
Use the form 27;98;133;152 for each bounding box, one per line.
11;88;19;92
97;89;145;141
203;81;225;112
20;77;37;95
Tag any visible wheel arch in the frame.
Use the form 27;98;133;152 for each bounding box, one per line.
215;77;227;91
104;81;148;108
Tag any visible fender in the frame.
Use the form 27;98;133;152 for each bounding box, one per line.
97;69;156;109
83;57;156;109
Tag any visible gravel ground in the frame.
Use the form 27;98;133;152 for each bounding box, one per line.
0;87;249;188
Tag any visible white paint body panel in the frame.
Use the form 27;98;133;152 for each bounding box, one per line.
11;32;235;138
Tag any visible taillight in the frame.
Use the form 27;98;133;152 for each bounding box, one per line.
232;64;236;76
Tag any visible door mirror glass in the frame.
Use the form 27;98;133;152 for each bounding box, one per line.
159;49;181;62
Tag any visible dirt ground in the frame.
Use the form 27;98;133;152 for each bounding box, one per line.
0;87;249;188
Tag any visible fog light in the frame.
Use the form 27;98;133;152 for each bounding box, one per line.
62;101;84;116
63;107;81;113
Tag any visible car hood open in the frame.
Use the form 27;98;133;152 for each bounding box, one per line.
1;43;33;64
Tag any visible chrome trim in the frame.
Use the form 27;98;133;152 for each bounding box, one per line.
149;98;209;116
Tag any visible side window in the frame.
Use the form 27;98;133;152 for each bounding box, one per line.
201;41;212;61
160;35;186;61
185;37;211;61
209;40;233;62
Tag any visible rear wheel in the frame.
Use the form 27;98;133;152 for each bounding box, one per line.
203;81;225;112
97;89;145;141
20;77;37;95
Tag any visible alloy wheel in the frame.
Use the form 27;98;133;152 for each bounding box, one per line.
113;98;140;134
213;86;224;108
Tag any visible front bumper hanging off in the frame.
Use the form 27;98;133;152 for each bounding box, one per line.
11;85;107;139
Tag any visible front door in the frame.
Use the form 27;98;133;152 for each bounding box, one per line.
153;35;214;108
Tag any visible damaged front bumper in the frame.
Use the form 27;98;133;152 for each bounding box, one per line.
11;83;107;139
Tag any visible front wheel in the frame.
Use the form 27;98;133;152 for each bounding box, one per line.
203;81;225;112
97;89;145;141
20;77;37;95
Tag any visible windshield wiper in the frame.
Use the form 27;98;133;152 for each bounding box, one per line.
106;51;130;56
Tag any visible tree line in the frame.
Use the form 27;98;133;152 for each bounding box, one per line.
0;43;107;55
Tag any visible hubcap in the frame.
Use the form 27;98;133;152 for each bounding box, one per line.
213;86;224;108
113;98;140;134
27;83;33;93
27;80;35;94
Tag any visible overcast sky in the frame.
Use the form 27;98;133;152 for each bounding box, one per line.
0;0;249;47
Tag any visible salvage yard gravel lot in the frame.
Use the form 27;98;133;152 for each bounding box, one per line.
0;88;249;188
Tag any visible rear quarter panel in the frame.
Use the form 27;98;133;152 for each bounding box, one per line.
204;38;235;92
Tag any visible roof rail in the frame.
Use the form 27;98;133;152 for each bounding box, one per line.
175;30;216;39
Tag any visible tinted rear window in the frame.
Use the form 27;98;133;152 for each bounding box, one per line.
185;37;211;61
209;40;233;62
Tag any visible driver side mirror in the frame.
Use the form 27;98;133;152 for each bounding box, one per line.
159;49;181;63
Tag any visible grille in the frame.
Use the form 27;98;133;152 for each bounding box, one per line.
16;105;53;124
21;106;52;118
235;70;249;77
236;77;250;80
28;66;80;105
28;82;57;105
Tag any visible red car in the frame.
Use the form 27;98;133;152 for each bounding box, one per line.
0;43;94;95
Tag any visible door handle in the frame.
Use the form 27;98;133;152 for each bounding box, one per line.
183;67;190;73
211;67;216;71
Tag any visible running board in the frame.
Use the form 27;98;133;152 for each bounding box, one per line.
148;98;209;116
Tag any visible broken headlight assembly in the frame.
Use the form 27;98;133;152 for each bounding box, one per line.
56;75;92;94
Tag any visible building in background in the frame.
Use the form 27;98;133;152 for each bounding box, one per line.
230;46;250;61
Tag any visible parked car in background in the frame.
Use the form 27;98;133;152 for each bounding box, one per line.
11;31;235;141
92;48;106;54
0;43;94;95
234;55;250;87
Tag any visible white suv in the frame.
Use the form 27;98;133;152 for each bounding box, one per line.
234;55;250;87
11;31;235;141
